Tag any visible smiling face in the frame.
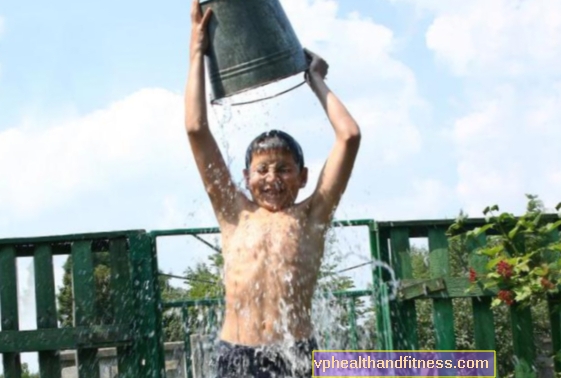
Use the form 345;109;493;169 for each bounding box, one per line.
244;149;308;212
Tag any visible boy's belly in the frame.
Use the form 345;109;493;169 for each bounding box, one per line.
219;258;318;346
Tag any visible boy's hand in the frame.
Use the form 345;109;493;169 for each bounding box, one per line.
190;0;213;59
304;48;329;83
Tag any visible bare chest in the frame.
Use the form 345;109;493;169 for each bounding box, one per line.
223;210;324;267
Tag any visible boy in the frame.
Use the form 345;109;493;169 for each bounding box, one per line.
185;1;361;376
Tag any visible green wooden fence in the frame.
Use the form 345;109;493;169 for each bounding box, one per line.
1;217;560;377
372;217;561;377
150;219;375;378
0;230;165;378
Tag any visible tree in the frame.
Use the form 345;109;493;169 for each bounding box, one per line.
0;363;39;378
56;252;189;341
57;252;113;327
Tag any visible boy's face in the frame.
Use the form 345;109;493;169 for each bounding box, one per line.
244;149;308;212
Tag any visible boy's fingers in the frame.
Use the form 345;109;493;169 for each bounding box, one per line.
191;0;201;18
201;8;213;27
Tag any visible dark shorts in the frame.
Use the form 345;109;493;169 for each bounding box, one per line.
215;338;318;378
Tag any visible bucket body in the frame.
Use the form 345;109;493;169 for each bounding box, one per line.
200;0;308;104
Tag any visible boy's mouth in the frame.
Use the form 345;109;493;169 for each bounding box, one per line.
261;187;284;199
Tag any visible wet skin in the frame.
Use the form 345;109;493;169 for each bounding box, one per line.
218;150;326;345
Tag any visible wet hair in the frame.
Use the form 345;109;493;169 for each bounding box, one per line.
245;130;304;171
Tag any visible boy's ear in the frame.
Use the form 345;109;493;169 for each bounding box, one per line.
300;167;308;188
243;169;250;188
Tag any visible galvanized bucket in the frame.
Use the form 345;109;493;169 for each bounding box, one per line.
200;0;308;106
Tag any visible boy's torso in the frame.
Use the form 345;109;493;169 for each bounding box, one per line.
218;199;327;346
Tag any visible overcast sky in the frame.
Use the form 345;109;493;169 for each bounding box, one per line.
1;0;561;371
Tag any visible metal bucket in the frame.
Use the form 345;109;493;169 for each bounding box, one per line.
200;0;308;106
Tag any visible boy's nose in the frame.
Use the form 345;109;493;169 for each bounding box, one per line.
264;172;280;183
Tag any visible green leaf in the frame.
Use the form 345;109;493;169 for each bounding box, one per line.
532;266;548;277
514;286;532;302
480;245;503;258
483;206;491;215
474;224;495;237
555;202;561;212
508;225;520;239
491;298;502;308
484;281;498;289
547;220;561;232
499;212;515;223
486;257;503;270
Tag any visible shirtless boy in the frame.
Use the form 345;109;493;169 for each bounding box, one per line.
185;1;361;376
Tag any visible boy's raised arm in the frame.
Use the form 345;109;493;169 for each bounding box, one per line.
306;49;362;224
185;0;242;224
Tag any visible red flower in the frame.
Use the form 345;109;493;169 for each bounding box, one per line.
469;268;477;283
498;290;514;306
496;260;513;279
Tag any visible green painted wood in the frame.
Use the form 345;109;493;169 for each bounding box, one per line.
428;228;456;350
347;298;358;349
72;240;100;378
182;306;193;378
510;304;536;377
0;326;133;353
0;245;22;378
399;277;497;298
398;278;446;299
130;234;165;378
546;229;560;373
376;214;559;238
109;238;138;378
34;244;62;377
208;306;217;332
149;233;166;373
467;234;496;352
0;230;143;246
509;235;536;377
390;227;418;350
550;294;561;374
370;227;393;350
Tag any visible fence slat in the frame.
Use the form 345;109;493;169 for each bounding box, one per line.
390;227;418;350
466;234;496;351
508;235;536;377
371;228;393;350
546;228;560;373
130;234;165;378
510;305;535;375
182;306;193;378
428;228;456;350
0;245;22;378
110;238;138;378
34;244;62;378
347;298;358;349
72;240;100;378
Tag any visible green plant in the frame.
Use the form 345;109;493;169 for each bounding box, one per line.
447;194;561;308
